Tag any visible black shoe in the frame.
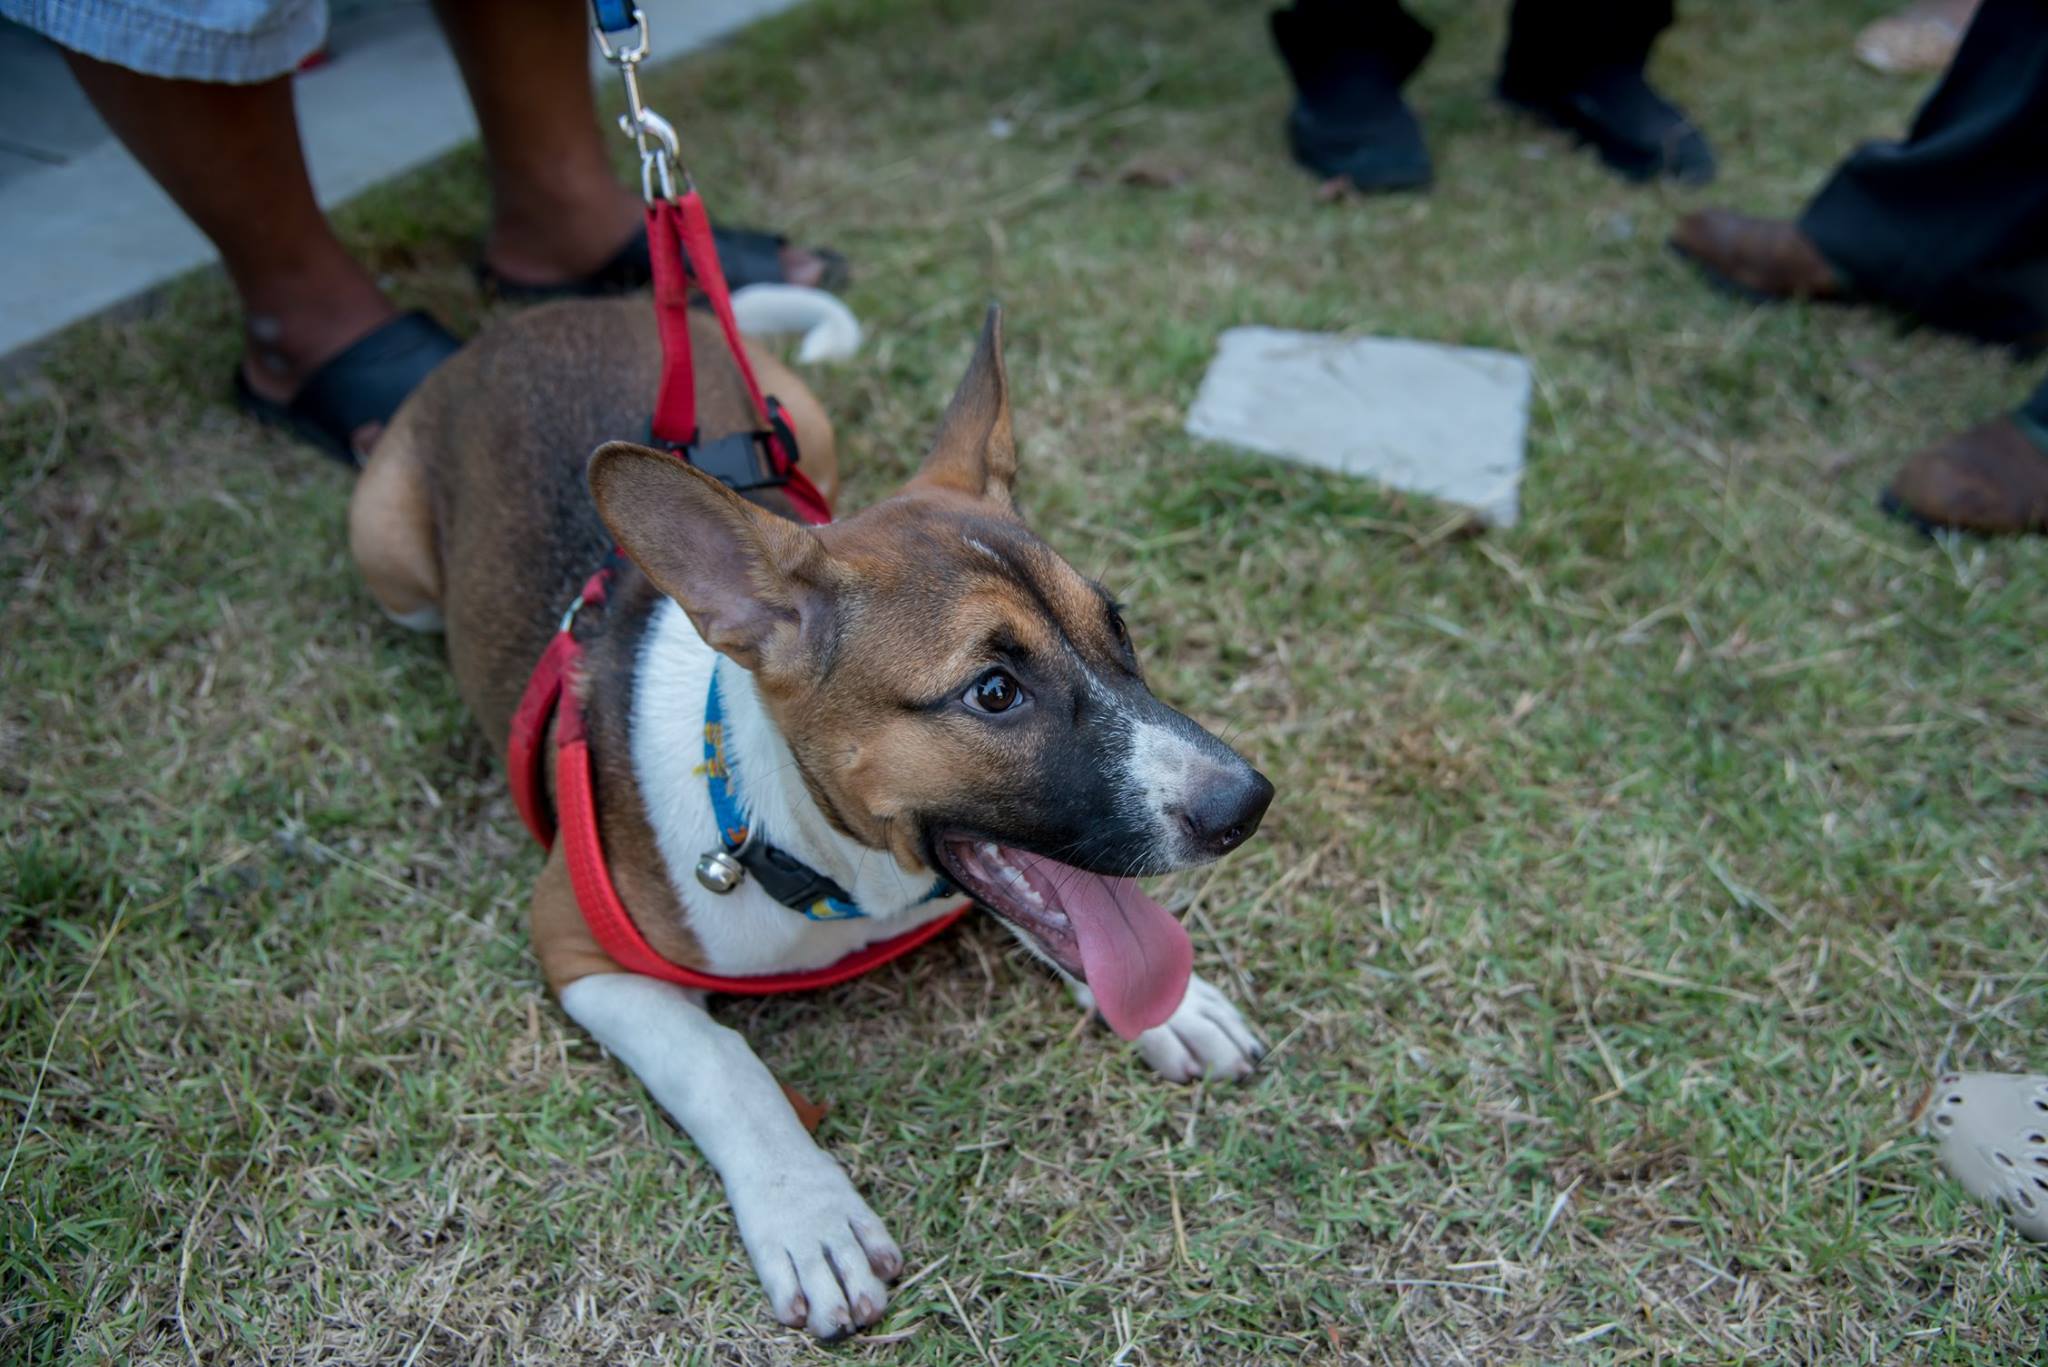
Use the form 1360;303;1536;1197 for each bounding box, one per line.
1285;98;1432;192
1498;65;1715;185
1283;82;1432;193
1270;7;1433;193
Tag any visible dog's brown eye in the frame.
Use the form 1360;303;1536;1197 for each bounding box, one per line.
966;669;1022;714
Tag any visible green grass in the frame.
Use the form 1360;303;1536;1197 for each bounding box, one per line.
6;0;2047;1361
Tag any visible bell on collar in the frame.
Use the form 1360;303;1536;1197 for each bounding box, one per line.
695;848;746;894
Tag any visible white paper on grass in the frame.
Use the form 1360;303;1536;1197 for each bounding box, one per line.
1185;326;1532;527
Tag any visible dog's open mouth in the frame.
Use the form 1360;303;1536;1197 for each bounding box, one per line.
934;834;1192;1040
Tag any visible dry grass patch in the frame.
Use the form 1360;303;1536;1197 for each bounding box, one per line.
6;0;2047;1362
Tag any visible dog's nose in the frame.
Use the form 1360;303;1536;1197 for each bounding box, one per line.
1173;767;1275;857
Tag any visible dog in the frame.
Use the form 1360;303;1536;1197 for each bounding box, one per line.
348;298;1275;1338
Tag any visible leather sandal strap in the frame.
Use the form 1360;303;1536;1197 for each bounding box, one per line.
291;311;462;440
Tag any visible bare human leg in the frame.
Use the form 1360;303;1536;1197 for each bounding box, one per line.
431;0;830;289
63;54;399;455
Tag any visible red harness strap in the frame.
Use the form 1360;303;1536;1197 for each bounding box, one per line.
539;642;966;992
510;588;967;995
506;566;968;993
646;195;832;525
505;199;967;993
555;682;966;991
507;568;609;848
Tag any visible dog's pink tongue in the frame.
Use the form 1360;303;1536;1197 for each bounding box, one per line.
1021;856;1191;1040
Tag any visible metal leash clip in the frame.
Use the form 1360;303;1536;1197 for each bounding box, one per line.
592;6;689;203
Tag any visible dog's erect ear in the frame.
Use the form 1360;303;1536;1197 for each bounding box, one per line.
910;304;1016;509
588;442;831;673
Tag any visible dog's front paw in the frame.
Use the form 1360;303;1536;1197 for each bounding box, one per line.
729;1160;903;1340
1134;974;1266;1083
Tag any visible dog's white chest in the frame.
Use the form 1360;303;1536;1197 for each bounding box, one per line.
631;600;959;974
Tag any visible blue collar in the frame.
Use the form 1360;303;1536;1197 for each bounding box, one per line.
700;667;948;921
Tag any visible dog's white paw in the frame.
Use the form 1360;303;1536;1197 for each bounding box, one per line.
728;1159;903;1339
1133;975;1266;1083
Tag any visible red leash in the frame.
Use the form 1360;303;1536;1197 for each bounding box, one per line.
506;194;965;995
647;195;833;524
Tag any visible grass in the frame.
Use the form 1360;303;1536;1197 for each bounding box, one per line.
5;0;2047;1360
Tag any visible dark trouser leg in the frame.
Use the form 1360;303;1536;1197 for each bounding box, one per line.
1800;0;2048;346
1274;0;1435;91
1499;0;1675;89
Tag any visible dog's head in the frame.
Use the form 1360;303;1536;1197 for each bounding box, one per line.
590;307;1272;1036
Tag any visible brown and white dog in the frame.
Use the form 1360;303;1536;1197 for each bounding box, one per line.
348;299;1273;1338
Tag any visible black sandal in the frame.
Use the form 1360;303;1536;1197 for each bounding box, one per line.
233;310;462;468
476;225;849;303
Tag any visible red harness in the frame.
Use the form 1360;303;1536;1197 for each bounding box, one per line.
506;194;966;994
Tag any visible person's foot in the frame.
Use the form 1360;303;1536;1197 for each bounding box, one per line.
485;174;646;288
1270;8;1432;193
1499;65;1716;185
1670;211;1849;301
237;309;461;469
1881;414;2048;536
1284;81;1432;193
239;270;402;461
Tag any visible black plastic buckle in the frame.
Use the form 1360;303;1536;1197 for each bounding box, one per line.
660;398;802;495
737;839;858;916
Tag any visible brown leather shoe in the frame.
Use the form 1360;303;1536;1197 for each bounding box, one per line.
1670;211;1849;302
1881;416;2048;535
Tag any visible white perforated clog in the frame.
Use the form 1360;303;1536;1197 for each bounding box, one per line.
1921;1072;2048;1243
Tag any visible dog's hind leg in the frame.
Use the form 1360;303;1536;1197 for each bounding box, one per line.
350;410;444;632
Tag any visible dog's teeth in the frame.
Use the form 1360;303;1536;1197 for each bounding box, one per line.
962;840;1050;914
